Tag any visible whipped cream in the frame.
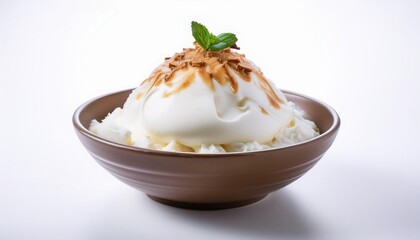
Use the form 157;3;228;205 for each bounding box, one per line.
90;45;319;153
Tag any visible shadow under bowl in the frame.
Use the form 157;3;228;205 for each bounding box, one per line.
73;89;340;210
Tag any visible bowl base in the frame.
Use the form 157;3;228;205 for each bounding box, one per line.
147;195;267;210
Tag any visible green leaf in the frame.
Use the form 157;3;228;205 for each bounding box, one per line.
191;21;211;50
216;33;238;44
191;21;238;51
209;33;238;51
209;33;218;45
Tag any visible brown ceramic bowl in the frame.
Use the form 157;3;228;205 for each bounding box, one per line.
73;89;340;210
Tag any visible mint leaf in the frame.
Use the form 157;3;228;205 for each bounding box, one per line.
191;21;211;50
191;21;238;51
216;33;237;44
209;33;237;51
209;33;218;45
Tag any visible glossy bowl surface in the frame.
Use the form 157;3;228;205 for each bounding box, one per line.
73;89;340;210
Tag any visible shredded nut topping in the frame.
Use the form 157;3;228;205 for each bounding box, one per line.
137;43;284;109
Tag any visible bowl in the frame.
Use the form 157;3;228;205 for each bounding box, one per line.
73;89;340;210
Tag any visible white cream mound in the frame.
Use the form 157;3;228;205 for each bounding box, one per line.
89;45;319;153
90;101;319;153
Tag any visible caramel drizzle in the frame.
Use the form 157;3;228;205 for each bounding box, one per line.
256;72;283;109
137;71;165;100
136;43;283;109
163;70;195;97
260;107;269;115
198;68;214;91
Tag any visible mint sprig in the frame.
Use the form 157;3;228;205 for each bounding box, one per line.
191;21;238;51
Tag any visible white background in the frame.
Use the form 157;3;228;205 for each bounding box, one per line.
1;0;420;239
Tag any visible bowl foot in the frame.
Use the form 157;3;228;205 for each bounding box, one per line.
147;194;267;210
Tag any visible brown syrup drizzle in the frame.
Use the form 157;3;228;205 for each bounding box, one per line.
163;70;195;97
136;43;283;109
260;107;269;115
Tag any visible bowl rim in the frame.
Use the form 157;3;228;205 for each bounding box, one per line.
73;88;340;157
